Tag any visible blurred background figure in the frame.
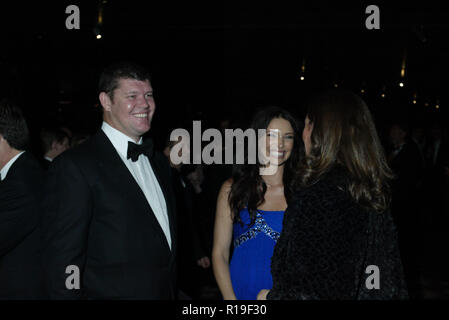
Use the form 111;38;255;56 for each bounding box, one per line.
163;134;211;300
424;122;449;229
417;122;449;298
387;122;423;299
411;126;427;170
59;126;73;147
71;132;90;147
39;127;71;169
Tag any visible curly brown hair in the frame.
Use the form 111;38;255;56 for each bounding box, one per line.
297;89;394;213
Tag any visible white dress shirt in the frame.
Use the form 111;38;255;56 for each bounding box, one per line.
0;151;25;181
101;122;171;250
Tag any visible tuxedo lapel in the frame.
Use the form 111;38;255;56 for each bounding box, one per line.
92;131;171;251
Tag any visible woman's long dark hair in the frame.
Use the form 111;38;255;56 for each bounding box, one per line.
228;106;304;225
297;89;394;213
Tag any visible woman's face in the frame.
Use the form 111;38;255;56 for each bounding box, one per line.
303;116;313;156
264;117;295;166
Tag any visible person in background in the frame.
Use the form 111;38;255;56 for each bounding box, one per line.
59;126;73;147
39;127;70;169
71;133;90;147
411;126;427;170
387;122;423;298
424;122;449;229
163;136;210;299
213;106;303;300
0;99;45;299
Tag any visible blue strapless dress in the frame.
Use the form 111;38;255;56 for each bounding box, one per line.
229;208;284;300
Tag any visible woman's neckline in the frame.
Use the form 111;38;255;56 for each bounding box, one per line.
255;208;285;212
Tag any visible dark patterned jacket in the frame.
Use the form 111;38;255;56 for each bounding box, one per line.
267;166;408;300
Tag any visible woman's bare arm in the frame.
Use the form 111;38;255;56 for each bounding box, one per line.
212;179;237;300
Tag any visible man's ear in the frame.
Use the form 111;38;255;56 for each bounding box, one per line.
99;92;112;112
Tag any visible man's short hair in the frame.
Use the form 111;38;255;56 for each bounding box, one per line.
40;127;69;154
0;99;29;150
98;61;151;101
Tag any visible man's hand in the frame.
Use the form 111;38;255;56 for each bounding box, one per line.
197;256;211;268
257;289;270;300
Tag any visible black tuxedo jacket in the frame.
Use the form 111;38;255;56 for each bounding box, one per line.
39;158;51;170
0;152;45;299
41;130;177;299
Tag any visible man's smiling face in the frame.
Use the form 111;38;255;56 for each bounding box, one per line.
101;78;155;142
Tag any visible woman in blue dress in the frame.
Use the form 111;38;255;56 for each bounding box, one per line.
212;106;303;300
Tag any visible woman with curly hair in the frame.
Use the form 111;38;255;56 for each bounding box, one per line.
258;89;408;300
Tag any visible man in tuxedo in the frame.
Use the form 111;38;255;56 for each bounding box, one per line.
0;99;44;299
41;62;177;299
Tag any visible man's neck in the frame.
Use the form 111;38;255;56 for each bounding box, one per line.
0;148;21;171
103;120;141;143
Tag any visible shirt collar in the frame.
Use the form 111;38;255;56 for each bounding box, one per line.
101;121;143;159
0;151;25;181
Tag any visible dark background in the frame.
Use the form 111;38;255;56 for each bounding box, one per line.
0;1;448;146
1;0;449;300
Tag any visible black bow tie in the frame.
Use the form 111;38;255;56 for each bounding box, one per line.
127;139;154;162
